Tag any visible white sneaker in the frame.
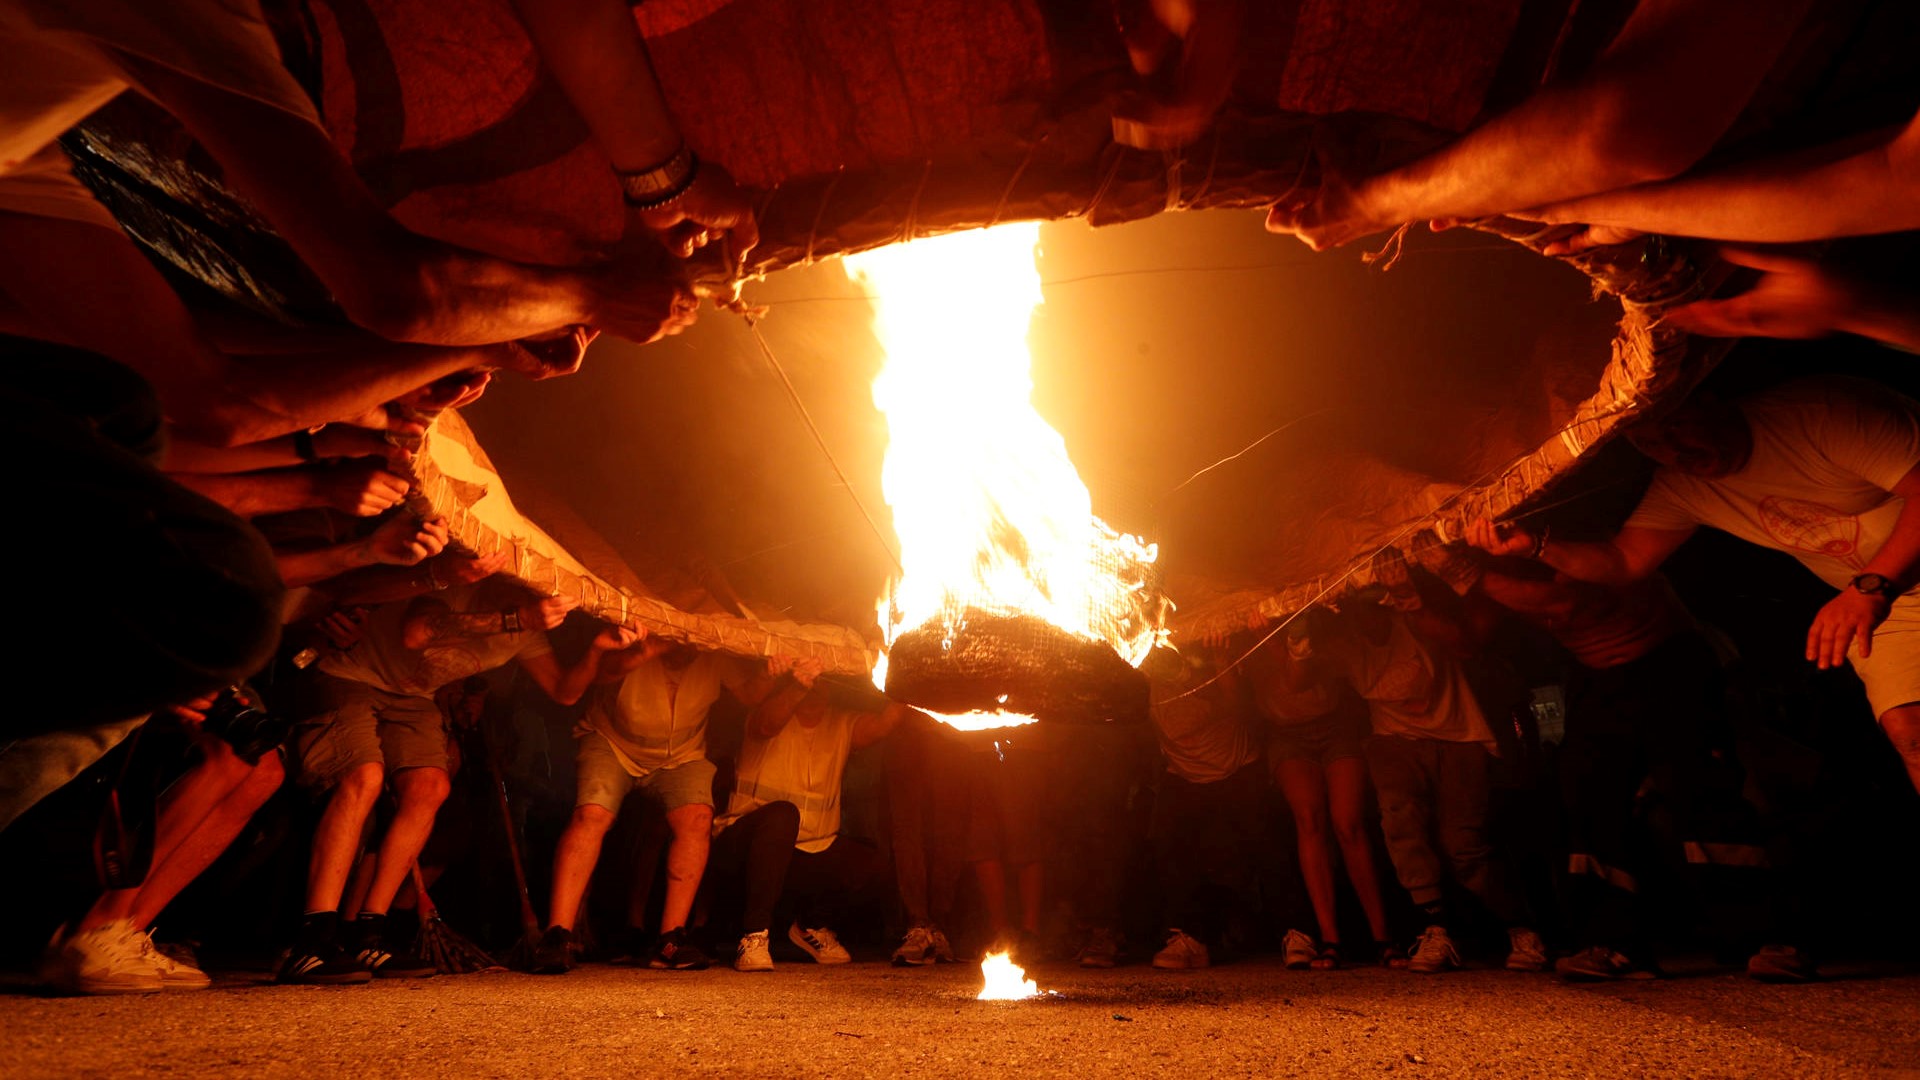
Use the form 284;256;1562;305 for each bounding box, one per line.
1151;929;1210;970
892;925;936;967
789;923;852;965
1505;927;1547;973
1407;925;1461;974
136;929;212;990
929;926;955;963
40;920;164;995
734;930;774;972
1282;928;1317;970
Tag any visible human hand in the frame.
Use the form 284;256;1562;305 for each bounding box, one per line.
1806;587;1890;670
440;551;509;587
1464;517;1536;558
1110;0;1244;151
1537;223;1643;257
584;249;699;345
316;606;369;650
784;656;826;689
1666;247;1861;341
313;423;415;469
633;161;760;267
593;622;643;652
518;594;580;632
502;326;599;380
1265;169;1396;251
367;514;449;566
393;370;493;413
318;461;410;516
163;692;221;727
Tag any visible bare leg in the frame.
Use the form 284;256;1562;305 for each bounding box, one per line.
1879;704;1920;798
359;767;450;916
126;749;284;930
341;853;378;920
548;804;616;930
305;762;385;913
1276;758;1340;944
659;803;712;933
1326;757;1392;943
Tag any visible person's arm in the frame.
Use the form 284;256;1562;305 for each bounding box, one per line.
275;515;450;587
319;551;509;607
1807;464;1920;669
164;423;410;474
1663;248;1920;353
727;656;825;710
744;677;811;740
518;623;638;705
1531;110;1920;245
118;53;696;347
170;461;410;519
851;701;914;750
399;592;577;651
1474;567;1584;623
1465;518;1693;586
590;635;677;683
1266;0;1816;249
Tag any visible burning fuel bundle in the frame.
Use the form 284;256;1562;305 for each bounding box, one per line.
850;224;1170;731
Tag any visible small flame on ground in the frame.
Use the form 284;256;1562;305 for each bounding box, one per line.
977;950;1041;1001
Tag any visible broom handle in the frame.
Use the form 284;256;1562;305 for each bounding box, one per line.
486;759;543;936
408;862;440;921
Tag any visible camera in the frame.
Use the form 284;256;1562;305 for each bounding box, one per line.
200;685;294;764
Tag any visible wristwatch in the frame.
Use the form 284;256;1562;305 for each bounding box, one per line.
1850;572;1900;599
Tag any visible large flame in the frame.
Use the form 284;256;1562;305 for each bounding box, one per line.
977;950;1041;1001
848;224;1169;731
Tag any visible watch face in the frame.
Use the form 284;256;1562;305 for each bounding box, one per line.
1854;573;1895;596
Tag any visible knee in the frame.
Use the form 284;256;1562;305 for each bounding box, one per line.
1293;805;1331;843
570;804;616;836
670;804;714;839
766;800;801;834
236;751;286;808
392;766;450;810
333;761;385;806
1331;812;1370;850
1881;709;1920;762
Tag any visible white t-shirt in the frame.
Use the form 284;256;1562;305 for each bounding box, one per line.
318;582;553;698
1342;616;1495;749
1626;377;1920;593
588;652;755;778
717;707;859;853
1148;671;1259;785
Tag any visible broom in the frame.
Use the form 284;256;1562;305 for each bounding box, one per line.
409;862;504;974
487;760;548;970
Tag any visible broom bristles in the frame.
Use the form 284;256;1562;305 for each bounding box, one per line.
416;915;505;974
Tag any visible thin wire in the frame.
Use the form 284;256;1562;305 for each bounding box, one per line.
1159;408;1334;500
745;318;904;575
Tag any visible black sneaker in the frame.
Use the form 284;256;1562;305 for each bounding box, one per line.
349;916;436;978
647;928;712;971
276;941;372;985
530;926;574;975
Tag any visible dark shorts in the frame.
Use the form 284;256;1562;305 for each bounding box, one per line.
1268;711;1368;768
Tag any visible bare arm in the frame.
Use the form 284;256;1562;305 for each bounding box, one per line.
276;515;450;588
1466;519;1693;586
1269;0;1816;248
1474;568;1584;623
745;677;810;740
318;551;510;608
1808;464;1920;670
170;462;409;519
400;593;577;651
507;0;680;172
851;701;913;750
163;424;409;475
1665;248;1920;354
1532;111;1920;243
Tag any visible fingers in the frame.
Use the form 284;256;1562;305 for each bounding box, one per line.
1713;244;1812;275
1856;621;1873;661
1663;297;1751;338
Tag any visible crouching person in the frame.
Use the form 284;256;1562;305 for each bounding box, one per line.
710;674;908;971
279;578;589;983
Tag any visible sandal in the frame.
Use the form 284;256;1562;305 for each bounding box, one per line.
1310;943;1342;971
1377;940;1409;969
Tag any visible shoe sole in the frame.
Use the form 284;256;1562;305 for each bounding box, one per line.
373;967;438;979
277;972;373;985
892;955;936;967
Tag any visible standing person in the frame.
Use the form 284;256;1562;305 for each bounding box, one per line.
885;713;968;966
1316;587;1546;975
709;680;907;971
1249;610;1395;970
530;639;783;973
1467;375;1920;801
1474;568;1778;980
278;579;595;983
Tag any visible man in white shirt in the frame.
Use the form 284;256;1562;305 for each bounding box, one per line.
708;680;909;970
1469;375;1920;801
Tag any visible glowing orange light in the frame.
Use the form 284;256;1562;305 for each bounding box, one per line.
977;950;1042;1000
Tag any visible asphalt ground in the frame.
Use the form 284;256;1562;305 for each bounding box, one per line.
3;956;1918;1078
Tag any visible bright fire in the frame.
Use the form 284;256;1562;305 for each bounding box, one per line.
977;950;1041;1001
848;224;1169;731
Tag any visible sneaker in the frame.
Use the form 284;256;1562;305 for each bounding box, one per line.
1282;928;1317;971
789;922;853;965
1505;927;1548;973
40;921;164;995
648;928;712;971
734;930;774;972
1150;929;1210;970
892;925;937;967
529;926;574;975
351;918;436;979
136;930;211;990
1407;925;1461;974
1555;945;1658;982
1076;927;1121;969
276;940;373;985
929;925;956;963
1747;944;1817;983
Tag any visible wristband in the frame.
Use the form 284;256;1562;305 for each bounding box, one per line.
293;428;320;462
617;145;699;209
501;607;522;634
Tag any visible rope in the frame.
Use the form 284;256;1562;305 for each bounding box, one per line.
744;317;904;575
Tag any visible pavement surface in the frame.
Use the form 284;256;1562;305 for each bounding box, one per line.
3;956;1918;1078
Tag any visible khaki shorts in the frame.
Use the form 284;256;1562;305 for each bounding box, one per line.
290;673;447;792
1851;602;1920;720
574;732;715;814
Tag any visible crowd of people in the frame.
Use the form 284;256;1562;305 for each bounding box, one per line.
3;0;1918;1003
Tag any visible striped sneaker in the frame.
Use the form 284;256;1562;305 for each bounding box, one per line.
789;923;852;964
